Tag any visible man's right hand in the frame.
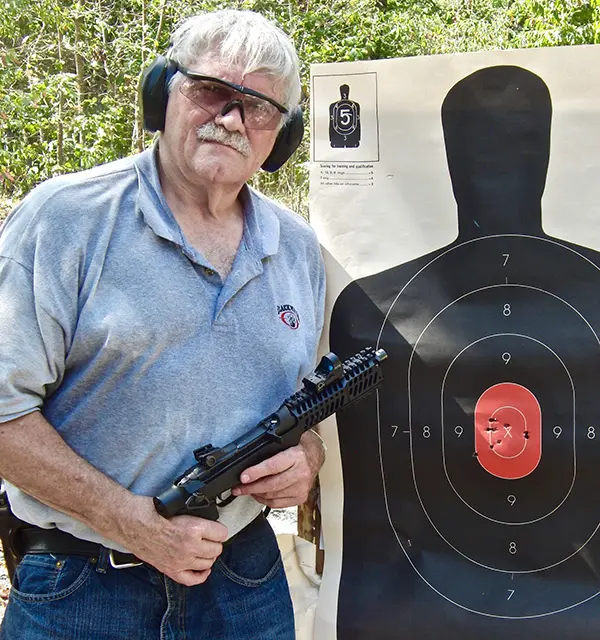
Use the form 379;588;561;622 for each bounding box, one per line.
0;413;228;587
119;495;229;586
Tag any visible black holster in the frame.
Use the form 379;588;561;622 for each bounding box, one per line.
0;480;27;582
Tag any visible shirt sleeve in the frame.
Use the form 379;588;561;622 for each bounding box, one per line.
0;255;70;422
0;191;78;424
314;245;327;344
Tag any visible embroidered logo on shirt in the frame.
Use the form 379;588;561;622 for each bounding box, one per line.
277;304;300;330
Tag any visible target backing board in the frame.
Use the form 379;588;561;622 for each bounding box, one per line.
309;45;600;639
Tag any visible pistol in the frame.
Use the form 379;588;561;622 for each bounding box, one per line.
154;347;387;520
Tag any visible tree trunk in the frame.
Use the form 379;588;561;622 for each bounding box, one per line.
73;15;85;147
56;26;64;166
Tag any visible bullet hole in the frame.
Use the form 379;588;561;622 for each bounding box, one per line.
486;417;498;432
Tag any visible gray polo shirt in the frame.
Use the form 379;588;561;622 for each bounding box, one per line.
0;146;325;550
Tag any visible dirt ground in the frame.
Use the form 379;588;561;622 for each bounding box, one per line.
0;507;297;623
0;199;12;224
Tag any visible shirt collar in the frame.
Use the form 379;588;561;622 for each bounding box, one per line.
133;143;281;259
240;186;280;260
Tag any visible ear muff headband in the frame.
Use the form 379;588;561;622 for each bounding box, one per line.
139;55;304;171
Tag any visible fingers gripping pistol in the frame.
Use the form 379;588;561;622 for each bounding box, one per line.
153;347;388;520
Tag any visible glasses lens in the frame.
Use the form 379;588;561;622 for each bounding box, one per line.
179;79;282;130
180;79;233;113
241;95;281;130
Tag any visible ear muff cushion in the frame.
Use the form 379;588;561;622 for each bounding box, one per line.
261;107;304;172
140;55;178;132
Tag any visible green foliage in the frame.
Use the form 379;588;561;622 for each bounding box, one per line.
509;0;600;46
1;0;599;217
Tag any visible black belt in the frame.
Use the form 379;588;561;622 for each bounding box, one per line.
16;527;143;569
15;510;268;570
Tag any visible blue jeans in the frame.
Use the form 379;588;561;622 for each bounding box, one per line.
0;514;295;640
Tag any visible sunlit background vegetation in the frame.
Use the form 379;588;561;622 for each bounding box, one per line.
1;0;599;220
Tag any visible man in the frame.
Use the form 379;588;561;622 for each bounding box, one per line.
0;9;325;639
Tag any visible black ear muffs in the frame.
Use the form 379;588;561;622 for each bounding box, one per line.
140;55;304;171
140;55;178;133
261;107;304;172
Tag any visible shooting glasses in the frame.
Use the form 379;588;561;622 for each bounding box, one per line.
176;64;288;130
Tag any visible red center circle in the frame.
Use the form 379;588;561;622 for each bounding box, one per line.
474;383;541;479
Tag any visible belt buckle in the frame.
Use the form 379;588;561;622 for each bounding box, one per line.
108;549;143;569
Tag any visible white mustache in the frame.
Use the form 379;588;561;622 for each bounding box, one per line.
196;122;251;157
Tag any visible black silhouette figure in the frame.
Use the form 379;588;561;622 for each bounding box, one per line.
330;66;600;639
329;84;361;148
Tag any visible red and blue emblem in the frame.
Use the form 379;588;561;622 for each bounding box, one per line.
277;304;300;330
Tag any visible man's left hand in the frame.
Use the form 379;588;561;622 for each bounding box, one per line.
231;430;325;508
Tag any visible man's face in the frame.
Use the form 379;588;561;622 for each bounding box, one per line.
160;56;285;189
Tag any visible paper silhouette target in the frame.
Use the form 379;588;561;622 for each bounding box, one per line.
329;84;361;148
329;65;600;637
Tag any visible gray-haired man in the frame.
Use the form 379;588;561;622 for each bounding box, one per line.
0;10;325;639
